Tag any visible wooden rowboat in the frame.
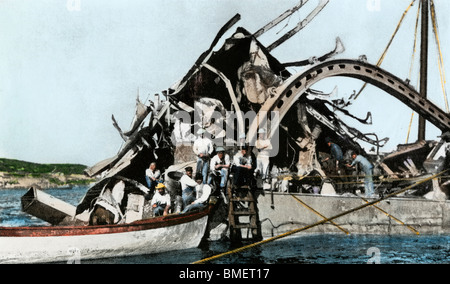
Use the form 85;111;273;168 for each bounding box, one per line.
0;206;211;264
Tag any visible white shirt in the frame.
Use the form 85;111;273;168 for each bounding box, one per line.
256;138;272;157
193;137;213;156
180;174;197;190
145;169;161;179
193;184;211;204
151;191;171;207
210;154;230;171
233;152;252;167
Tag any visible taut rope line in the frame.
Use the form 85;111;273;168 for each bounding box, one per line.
192;169;447;264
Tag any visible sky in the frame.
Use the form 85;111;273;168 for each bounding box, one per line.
0;0;449;166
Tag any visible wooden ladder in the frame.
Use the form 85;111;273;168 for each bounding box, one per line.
227;185;262;242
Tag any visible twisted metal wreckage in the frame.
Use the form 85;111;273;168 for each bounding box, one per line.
8;1;450;264
74;0;450;224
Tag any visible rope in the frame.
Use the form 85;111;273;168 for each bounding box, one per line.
191;169;447;264
430;0;449;113
360;197;420;235
408;1;421;81
355;0;416;100
290;194;350;235
405;112;415;144
276;173;450;181
406;0;449;140
406;74;422;143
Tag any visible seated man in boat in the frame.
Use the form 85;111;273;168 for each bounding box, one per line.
151;183;171;216
182;173;211;214
209;146;231;190
145;162;161;192
180;166;198;208
231;144;253;188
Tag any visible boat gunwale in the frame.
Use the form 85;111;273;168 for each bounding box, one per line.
0;205;212;238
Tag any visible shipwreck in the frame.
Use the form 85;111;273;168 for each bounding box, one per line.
80;0;450;237
3;0;450;263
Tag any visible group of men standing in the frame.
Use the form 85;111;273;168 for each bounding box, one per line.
193;128;272;189
148;127;274;216
145;129;377;217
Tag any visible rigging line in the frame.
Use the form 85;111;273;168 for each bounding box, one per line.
430;0;447;82
253;0;309;38
290;194;350;235
406;73;421;143
191;169;447;264
275;0;306;35
360;197;420;235
355;0;416;100
406;112;415;143
430;0;449;113
408;0;421;80
275;7;293;35
274;173;450;181
405;1;420;144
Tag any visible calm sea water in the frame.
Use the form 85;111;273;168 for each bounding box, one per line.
1;187;449;264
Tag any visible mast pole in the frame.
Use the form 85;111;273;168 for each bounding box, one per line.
418;0;429;141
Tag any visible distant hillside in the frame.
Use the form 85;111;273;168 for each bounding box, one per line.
0;158;87;175
0;158;95;189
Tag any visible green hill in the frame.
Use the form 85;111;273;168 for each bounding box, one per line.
0;158;87;176
0;158;95;189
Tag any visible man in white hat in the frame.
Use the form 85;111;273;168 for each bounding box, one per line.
193;128;213;184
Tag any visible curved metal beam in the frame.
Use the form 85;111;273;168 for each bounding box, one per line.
248;59;450;142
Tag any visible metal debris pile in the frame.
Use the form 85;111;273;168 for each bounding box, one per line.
18;1;450;230
79;2;450;212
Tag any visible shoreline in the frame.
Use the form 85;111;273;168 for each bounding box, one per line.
0;172;96;190
0;185;89;190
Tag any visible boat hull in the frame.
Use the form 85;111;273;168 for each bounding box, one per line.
0;210;209;264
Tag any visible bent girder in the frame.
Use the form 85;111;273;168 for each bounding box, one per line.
248;59;450;142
